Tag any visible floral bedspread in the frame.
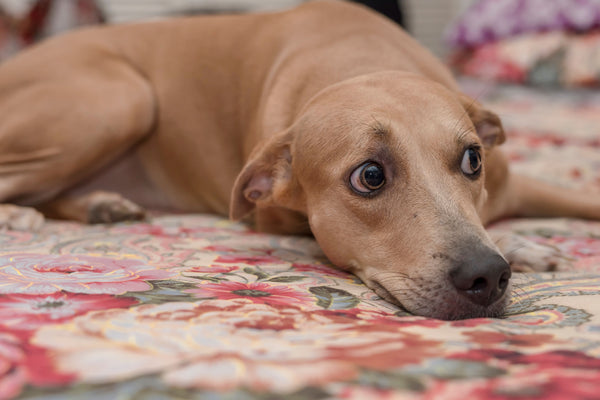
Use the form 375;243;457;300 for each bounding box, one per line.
2;82;600;399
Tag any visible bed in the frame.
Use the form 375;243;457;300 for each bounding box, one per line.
2;2;600;399
0;80;598;400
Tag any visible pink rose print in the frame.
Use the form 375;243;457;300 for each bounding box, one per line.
466;369;600;400
188;281;313;307
0;253;173;295
462;331;556;347
0;330;74;399
184;265;238;274
33;299;441;393
0;292;138;331
213;254;283;265
112;224;201;237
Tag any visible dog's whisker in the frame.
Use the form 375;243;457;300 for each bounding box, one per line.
503;244;529;256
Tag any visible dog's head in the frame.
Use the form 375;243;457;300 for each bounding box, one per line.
230;71;511;320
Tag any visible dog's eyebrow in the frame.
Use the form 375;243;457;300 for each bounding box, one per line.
369;120;391;138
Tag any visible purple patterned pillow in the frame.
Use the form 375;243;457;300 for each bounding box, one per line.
446;0;600;48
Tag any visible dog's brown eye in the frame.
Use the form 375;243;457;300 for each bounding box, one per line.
350;162;385;194
461;147;482;177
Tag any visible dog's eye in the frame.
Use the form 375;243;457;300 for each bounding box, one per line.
350;162;385;193
461;147;482;177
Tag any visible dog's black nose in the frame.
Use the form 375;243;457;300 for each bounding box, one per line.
450;250;511;307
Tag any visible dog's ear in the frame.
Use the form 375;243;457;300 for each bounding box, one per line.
229;129;303;221
458;94;505;148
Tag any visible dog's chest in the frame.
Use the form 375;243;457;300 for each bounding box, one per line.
67;152;175;211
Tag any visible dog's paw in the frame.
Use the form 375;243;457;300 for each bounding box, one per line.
86;192;146;224
494;234;574;272
0;204;45;231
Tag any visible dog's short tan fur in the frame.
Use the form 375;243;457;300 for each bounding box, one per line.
0;0;598;319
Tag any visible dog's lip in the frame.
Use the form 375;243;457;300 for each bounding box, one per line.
368;277;509;320
369;279;406;309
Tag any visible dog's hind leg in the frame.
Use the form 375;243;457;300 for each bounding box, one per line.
0;45;156;228
39;191;146;224
0;189;147;230
482;147;600;222
484;168;598;272
0;204;45;231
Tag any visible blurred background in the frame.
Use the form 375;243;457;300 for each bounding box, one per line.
1;0;600;88
0;0;471;58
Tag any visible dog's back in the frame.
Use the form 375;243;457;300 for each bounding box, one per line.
0;0;457;216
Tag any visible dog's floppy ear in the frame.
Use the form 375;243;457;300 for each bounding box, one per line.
458;93;506;148
229;129;302;221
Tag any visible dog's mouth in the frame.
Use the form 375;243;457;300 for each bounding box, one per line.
368;278;510;321
369;280;405;308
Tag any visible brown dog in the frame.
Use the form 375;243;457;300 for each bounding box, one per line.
0;0;598;319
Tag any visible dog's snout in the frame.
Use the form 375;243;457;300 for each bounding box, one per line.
450;251;511;307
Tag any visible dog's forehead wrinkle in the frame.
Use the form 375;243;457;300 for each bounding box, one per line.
402;114;467;152
456;126;478;144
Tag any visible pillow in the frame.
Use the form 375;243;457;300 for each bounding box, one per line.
0;0;103;62
0;7;23;60
446;0;600;49
450;31;600;87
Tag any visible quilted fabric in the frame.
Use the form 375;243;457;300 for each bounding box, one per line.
1;82;600;399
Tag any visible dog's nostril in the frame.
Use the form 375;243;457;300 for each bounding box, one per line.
498;271;510;291
450;251;511;307
469;277;488;293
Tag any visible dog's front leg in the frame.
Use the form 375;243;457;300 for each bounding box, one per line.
489;231;574;272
